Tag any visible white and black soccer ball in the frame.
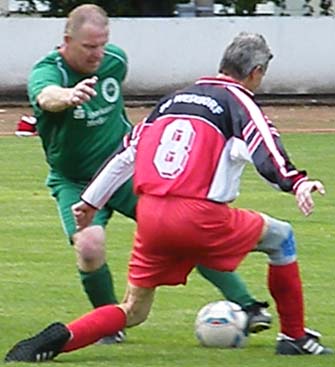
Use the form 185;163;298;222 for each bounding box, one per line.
195;300;248;348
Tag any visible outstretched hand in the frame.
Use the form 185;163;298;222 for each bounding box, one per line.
69;76;98;106
72;200;97;231
295;180;325;216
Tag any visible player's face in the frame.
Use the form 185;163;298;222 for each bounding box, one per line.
64;23;109;74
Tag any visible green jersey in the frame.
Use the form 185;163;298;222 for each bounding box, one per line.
28;44;132;182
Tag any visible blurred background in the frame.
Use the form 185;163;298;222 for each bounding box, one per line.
0;0;333;18
0;0;334;102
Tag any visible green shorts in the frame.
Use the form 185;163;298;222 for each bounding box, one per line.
47;172;137;241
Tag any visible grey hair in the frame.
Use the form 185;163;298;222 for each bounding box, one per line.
218;32;273;80
65;4;108;37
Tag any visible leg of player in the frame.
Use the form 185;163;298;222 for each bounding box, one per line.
63;284;155;352
257;214;333;355
73;225;125;344
48;178;121;310
196;265;271;333
49;178;125;344
73;226;118;306
4;284;155;362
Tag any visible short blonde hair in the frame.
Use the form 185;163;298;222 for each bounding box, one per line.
65;4;108;37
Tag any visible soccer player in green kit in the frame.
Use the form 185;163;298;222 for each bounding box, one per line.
27;4;270;343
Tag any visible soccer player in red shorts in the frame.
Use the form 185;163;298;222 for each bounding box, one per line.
5;32;333;362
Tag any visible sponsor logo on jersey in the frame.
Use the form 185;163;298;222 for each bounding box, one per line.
102;77;120;103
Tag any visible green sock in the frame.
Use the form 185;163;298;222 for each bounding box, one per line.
196;265;256;308
79;263;118;308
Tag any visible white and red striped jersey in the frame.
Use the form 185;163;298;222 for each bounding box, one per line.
134;76;307;201
81;76;307;208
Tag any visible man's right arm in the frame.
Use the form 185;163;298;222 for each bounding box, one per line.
37;85;76;112
37;76;98;112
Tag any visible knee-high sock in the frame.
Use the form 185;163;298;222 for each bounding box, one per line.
196;265;256;308
268;262;304;338
62;305;126;352
79;263;118;307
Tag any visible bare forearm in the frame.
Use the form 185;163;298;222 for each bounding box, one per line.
37;85;73;112
37;76;98;113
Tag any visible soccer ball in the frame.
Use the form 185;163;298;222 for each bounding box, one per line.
195;300;248;348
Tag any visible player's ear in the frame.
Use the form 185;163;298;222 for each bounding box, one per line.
63;34;72;45
251;65;263;76
243;66;264;92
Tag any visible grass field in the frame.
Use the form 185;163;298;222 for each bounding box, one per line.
0;133;334;366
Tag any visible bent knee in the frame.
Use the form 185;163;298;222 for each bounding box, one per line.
257;215;296;265
73;225;105;263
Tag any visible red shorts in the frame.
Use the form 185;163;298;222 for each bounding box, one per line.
128;195;264;288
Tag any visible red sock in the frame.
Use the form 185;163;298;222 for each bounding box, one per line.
268;262;305;339
62;305;126;352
